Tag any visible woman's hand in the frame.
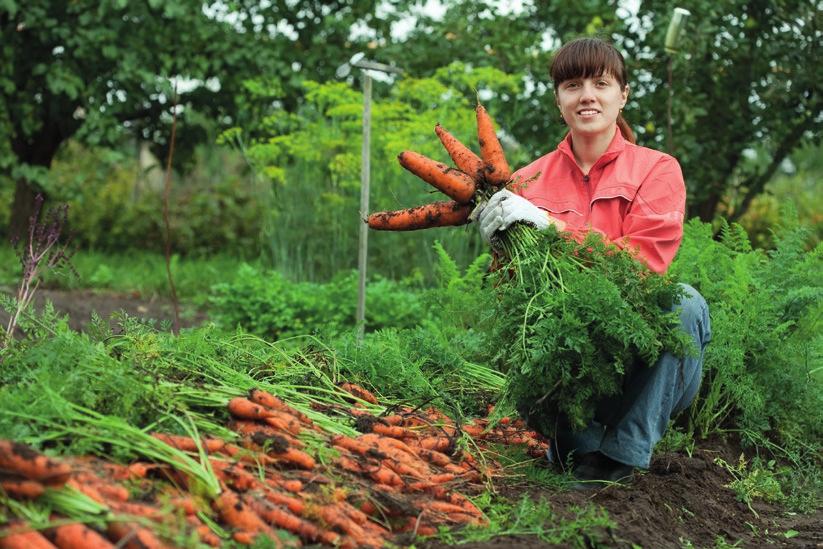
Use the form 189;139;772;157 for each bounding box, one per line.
476;189;565;243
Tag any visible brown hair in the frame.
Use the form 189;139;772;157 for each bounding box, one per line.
550;38;635;144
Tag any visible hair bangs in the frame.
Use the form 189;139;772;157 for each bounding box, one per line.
550;38;627;89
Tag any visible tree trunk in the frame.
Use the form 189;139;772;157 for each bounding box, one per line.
692;192;722;224
8;179;41;244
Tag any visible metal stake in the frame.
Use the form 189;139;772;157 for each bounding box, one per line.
356;74;372;343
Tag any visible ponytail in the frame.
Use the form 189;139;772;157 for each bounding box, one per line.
617;114;636;144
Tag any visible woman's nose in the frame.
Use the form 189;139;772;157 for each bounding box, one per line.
580;81;596;102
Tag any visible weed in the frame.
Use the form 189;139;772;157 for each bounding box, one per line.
714;455;784;514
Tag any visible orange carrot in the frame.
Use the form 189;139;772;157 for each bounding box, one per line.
435;124;485;180
151;433;225;453
264;412;302;437
367;201;472;231
250;499;324;541
270;447;315;470
263;490;305;515
370;423;416;439
185;516;220;547
476;104;512;187
416;449;452;467
0;440;71;487
249;389;314;425
411;436;454;453
106;522;170;549
338;383;379;405
397;151;477;203
314;504;367;541
0;479;45;499
0;529;56;549
274;478;303;493
47;522;114;549
227;398;275;421
213;492;274;538
330;435;375;457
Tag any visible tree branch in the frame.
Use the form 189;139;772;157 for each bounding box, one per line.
730;116;816;222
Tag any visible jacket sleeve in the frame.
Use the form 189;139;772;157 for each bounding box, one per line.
618;155;686;273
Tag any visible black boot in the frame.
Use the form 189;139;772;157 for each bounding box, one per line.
571;452;635;490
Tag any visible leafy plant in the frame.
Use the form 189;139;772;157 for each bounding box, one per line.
670;216;823;450
488;225;691;432
208;264;425;339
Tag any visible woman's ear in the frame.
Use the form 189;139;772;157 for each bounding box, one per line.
621;85;630;107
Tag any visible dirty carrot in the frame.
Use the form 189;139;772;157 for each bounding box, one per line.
476;104;511;187
0;528;56;549
151;433;225;453
47;522;114;549
370;423;416;439
338;383;379;405
185;516;220;547
397;151;477;203
0;479;45;499
270;447;315;470
0;440;71;486
367;201;472;231
106;522;170;549
227;398;275;421
213;492;274;538
435;124;485;180
263;490;305;515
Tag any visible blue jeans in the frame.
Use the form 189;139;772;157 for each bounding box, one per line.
550;284;711;468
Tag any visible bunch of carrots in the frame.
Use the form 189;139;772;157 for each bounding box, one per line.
0;385;548;548
367;104;511;231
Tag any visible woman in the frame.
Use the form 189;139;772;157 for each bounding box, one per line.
477;38;711;488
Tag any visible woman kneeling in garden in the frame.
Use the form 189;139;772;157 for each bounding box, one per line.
477;37;711;487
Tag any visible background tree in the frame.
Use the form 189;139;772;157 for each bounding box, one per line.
0;0;407;239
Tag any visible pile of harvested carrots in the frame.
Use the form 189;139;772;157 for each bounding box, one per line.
367;104;511;231
0;385;548;548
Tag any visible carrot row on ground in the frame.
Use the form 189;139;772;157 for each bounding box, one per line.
0;386;549;547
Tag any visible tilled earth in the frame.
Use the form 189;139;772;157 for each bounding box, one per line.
3;288;822;549
422;439;823;548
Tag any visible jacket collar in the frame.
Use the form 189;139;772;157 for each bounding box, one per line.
556;127;626;173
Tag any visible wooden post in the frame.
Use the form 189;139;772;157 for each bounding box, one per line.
356;73;372;343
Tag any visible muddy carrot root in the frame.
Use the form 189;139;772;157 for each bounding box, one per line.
228;398;275;421
151;433;225;454
0;479;45;499
435;124;485;180
338;383;380;405
367;201;472;231
263;490;305;515
249;389;314;426
0;532;56;549
397;151;477;203
106;522;170;549
213;492;275;540
249;498;328;542
370;423;416;439
0;440;71;487
185;516;220;547
47;522;114;549
476;104;512;187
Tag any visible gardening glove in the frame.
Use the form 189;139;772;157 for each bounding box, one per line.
477;189;551;243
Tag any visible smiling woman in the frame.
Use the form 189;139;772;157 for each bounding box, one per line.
475;37;710;489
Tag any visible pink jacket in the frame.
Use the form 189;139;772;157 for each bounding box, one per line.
512;129;686;273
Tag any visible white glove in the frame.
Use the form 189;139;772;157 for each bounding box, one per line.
476;189;551;243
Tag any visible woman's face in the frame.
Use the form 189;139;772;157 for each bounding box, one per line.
555;72;628;139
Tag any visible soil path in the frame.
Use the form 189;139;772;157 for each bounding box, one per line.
0;287;207;332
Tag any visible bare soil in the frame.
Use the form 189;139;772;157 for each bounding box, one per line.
422;438;823;549
0;288;207;332
2;289;821;548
